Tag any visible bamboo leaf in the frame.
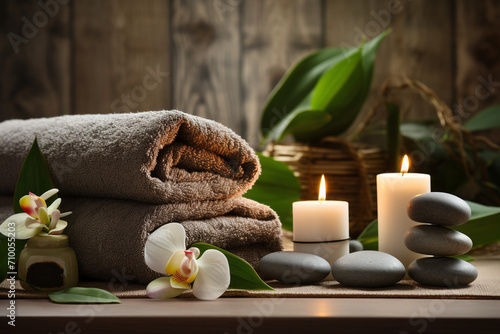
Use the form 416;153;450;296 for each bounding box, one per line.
48;287;121;304
463;105;500;132
244;153;300;231
192;243;274;291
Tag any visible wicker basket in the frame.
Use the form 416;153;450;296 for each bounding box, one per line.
264;137;388;237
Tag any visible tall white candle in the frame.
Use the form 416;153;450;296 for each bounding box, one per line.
293;175;349;279
377;155;430;269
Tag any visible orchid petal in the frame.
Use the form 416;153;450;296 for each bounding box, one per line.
59;211;72;218
47;198;62;214
146;277;186;299
19;195;39;218
192;249;230;300
165;250;187;275
165;250;198;289
0;214;44;239
49;210;60;230
48;219;67;235
38;207;50;226
31;193;46;210
144;223;186;274
0;213;29;238
40;188;59;200
187;247;200;259
180;251;197;277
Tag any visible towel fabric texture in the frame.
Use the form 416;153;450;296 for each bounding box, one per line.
0;110;260;203
0;111;282;283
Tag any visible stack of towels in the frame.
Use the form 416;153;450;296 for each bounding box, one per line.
0;110;282;283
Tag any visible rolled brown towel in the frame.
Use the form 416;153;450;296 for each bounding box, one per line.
0;110;260;203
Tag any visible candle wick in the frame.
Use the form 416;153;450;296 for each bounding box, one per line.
402;172;405;177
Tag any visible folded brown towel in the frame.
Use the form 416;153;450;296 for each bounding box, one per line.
0;196;282;284
0;110;259;203
65;197;282;283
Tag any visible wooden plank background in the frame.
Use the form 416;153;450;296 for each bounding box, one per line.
1;0;499;148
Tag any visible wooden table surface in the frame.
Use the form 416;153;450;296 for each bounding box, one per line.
2;297;499;334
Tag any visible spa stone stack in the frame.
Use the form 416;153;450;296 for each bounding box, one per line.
405;192;478;287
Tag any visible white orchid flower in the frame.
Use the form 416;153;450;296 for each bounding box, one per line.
144;223;230;301
0;189;71;239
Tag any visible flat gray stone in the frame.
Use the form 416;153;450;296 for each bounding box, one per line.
259;251;330;284
405;224;473;256
408;257;478;287
331;251;405;288
349;240;364;253
407;192;471;226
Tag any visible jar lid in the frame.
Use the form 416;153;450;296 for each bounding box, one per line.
26;234;69;248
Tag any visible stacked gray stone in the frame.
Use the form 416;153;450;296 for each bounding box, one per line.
405;192;478;287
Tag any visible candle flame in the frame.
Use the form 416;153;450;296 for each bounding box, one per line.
318;174;326;201
401;155;409;176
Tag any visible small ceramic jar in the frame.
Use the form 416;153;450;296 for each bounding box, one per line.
18;234;78;292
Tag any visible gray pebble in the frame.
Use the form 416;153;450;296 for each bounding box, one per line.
408;257;478;287
405;224;473;256
259;251;330;284
349;240;364;253
407;192;471;226
331;251;405;288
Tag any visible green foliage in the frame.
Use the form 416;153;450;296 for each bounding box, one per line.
13;137;56;212
357;219;378;251
48;287;121;304
192;243;274;291
260;30;390;144
357;201;500;252
1;138;55;282
463;105;500;132
244;153;300;231
399;109;500;204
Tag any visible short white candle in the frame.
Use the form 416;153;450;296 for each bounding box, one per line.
377;155;430;269
293;175;349;279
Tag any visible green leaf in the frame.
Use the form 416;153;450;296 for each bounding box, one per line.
244;153;300;230
266;106;331;142
13;137;56;213
192;242;274;291
310;49;363;111
292;29;390;141
260;48;348;140
48;287;121;304
386;103;401;172
357;201;500;251
1;138;55;282
0;236;27;282
463;105;500;132
452;254;475;262
452;201;500;248
400;121;436;141
357;219;378;250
